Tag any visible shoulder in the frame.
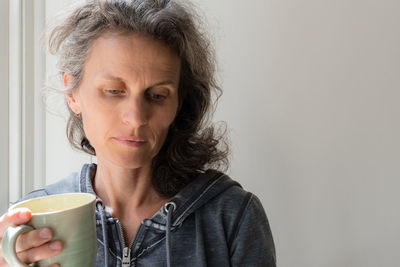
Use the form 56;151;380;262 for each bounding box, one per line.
206;173;271;227
202;171;260;217
14;172;80;204
197;171;267;236
43;171;80;194
206;174;276;265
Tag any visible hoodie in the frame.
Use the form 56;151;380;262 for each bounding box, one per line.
17;164;276;266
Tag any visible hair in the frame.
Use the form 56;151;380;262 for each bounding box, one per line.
47;0;229;197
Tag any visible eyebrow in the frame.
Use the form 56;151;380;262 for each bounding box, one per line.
98;73;177;88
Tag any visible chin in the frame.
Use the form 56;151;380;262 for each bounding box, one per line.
108;155;152;170
96;146;157;170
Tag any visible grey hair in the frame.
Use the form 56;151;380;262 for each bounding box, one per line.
48;0;229;196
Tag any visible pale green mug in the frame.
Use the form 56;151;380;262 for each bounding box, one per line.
1;193;97;267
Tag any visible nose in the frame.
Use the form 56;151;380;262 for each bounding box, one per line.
121;95;149;127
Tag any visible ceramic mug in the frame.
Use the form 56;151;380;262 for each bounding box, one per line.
1;193;97;267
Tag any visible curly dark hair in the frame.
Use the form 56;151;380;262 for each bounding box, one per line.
48;0;229;197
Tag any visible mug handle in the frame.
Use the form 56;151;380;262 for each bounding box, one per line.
2;225;34;267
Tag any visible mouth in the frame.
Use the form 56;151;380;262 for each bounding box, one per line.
112;136;147;147
113;136;146;142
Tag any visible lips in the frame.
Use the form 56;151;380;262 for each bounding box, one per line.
113;136;146;142
112;136;147;147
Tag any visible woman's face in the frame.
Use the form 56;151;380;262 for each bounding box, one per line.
66;33;181;169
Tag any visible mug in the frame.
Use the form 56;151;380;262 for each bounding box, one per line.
1;193;97;267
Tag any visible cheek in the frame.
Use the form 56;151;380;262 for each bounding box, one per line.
80;100;115;144
152;107;177;139
154;115;173;136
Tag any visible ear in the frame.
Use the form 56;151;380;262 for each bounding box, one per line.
64;73;81;115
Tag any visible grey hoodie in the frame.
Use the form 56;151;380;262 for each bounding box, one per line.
17;164;276;266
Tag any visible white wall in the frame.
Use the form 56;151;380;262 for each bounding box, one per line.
3;0;399;266
0;0;10;213
44;0;92;185
193;0;400;266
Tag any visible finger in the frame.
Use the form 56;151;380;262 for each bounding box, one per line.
0;255;7;265
17;240;62;264
49;264;60;267
15;228;53;252
0;208;32;235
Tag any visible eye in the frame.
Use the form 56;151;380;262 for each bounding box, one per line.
149;93;166;100
146;90;167;102
105;89;125;96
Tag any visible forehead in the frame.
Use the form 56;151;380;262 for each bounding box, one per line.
83;32;181;84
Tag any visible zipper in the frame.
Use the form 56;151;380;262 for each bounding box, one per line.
117;220;136;267
122;247;131;267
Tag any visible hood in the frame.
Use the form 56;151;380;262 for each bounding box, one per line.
78;163;241;227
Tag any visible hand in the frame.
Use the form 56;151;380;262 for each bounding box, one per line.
0;208;62;267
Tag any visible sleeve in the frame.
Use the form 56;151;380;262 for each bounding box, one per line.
10;172;80;207
230;193;277;267
10;189;49;206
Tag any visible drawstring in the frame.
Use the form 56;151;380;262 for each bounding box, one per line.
96;200;109;267
164;202;177;267
97;199;176;267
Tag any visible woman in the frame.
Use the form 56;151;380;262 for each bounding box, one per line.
0;0;276;266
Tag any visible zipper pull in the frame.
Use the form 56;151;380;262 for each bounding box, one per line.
122;247;131;267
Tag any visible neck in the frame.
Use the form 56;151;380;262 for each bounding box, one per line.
93;157;165;218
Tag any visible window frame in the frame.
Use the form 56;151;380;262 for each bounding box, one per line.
1;0;46;213
0;0;10;213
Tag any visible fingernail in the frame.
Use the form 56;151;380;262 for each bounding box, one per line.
50;241;61;251
39;228;52;239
